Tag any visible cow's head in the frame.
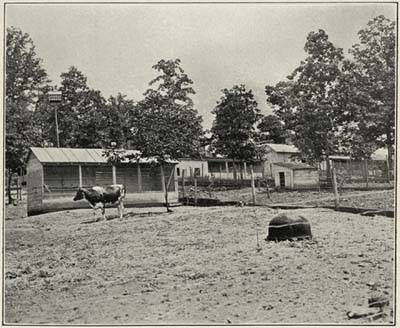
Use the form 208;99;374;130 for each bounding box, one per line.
73;188;85;201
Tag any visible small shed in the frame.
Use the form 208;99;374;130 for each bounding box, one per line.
272;162;318;190
27;147;178;216
259;143;300;176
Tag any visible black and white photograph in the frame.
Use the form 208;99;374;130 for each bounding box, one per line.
4;1;396;325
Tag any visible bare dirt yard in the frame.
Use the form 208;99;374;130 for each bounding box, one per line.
4;196;394;324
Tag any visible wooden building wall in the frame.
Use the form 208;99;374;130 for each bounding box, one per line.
293;170;319;189
273;166;293;188
273;165;319;190
28;159;178;216
27;155;44;215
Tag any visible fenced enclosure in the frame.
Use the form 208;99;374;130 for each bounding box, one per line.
177;157;394;209
320;159;393;190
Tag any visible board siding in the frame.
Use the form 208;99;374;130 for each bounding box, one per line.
27;155;44;215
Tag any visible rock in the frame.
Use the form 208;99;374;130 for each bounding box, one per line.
6;271;17;279
347;306;381;319
262;305;274;310
38;270;52;278
21;266;32;275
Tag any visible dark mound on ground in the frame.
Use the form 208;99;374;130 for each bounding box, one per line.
266;213;312;241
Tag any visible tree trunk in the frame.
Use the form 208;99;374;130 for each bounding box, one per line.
250;165;256;205
233;160;237;180
7;169;13;205
332;168;339;210
239;163;244;181
387;134;393;181
325;156;331;183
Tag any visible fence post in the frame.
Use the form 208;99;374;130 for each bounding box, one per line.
194;178;198;206
250;164;256;205
332;168;339;210
181;170;185;200
386;156;391;184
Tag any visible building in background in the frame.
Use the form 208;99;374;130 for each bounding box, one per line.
26;147;178;215
272;162;319;190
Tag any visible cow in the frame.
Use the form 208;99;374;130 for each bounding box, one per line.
73;184;126;220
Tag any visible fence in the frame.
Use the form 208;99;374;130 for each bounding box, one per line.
319;159;393;189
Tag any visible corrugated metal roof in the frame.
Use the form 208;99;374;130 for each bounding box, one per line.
329;155;351;160
264;143;300;153
273;162;317;170
29;147;177;164
30;147;107;163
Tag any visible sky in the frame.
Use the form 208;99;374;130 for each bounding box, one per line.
6;2;397;130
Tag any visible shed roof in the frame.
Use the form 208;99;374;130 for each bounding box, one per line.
263;143;300;154
329;155;351;161
273;162;317;171
29;147;178;164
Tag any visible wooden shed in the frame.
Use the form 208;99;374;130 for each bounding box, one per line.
27;147;178;216
272;162;318;190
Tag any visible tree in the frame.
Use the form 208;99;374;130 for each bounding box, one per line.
57;66;106;147
98;93;135;148
257;114;289;144
211;85;262;179
106;59;204;212
6;26;49;203
337;15;395;162
266;30;344;174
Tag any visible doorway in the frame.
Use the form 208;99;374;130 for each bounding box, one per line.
279;172;285;188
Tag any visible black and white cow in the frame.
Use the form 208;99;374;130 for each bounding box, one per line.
73;184;126;220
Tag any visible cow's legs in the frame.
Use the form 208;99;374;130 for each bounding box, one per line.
118;201;124;219
101;205;106;220
117;194;125;219
92;202;105;221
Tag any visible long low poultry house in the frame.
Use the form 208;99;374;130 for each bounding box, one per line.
27;147;178;215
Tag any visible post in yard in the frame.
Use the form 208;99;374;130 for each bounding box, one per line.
332;168;339;210
48;91;62;148
364;158;369;190
181;169;186;200
250;164;256;205
386;155;391;184
194;177;198;206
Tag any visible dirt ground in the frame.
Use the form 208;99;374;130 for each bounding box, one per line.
4;198;394;324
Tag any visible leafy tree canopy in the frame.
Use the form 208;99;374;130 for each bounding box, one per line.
257;114;289;144
6;27;48;172
211;85;262;163
57;66;106;147
336;15;395;160
266;29;344;164
126;59;204;163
